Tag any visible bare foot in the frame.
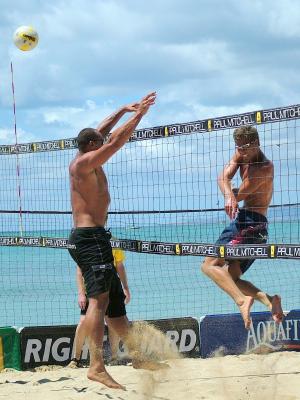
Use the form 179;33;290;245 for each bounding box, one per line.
271;295;284;324
87;369;125;390
238;296;254;330
132;359;170;371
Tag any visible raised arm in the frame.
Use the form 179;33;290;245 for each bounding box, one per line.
77;92;156;171
96;103;139;138
218;154;240;219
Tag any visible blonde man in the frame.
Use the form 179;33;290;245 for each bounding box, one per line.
201;126;283;329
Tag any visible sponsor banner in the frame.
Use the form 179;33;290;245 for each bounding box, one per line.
261;105;300;123
0;145;11;154
20;325;74;369
1;104;300;153
222;244;270;259
139;241;178;255
20;317;200;369
0;327;21;370
1;236;300;259
42;237;74;249
212;112;256;130
110;238;139;252
0;236;75;249
165;121;207;136
130;126;165;141
20;325;111;369
10;143;33;153
200;309;300;358
0;237;19;246
131;104;300;141
145;317;200;358
113;317;200;361
0;138;77;155
180;243;219;257
275;245;300;259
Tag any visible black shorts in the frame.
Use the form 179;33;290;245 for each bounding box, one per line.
68;227;115;298
215;209;268;274
80;272;126;318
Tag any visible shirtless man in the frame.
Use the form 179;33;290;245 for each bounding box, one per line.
201;125;283;329
68;92;156;389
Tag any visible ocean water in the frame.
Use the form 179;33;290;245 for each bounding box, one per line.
1;221;300;328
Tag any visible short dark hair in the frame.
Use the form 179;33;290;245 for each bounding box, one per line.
77;128;102;151
233;125;259;143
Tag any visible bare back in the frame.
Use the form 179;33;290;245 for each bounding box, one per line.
69;154;110;227
239;156;273;216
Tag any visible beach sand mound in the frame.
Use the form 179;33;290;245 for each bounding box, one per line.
1;351;300;400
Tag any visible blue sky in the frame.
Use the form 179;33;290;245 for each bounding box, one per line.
1;0;300;144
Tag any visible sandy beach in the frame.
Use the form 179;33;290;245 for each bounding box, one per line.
1;352;300;400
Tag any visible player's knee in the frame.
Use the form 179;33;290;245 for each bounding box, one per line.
88;293;109;310
230;273;239;282
77;317;85;327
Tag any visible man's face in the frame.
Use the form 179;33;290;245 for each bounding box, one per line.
235;137;259;162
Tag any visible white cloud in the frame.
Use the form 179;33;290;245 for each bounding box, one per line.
0;127;36;144
0;0;299;145
268;0;300;38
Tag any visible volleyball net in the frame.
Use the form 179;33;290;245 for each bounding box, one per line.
0;103;300;327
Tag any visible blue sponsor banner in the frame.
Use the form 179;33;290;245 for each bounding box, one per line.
200;309;300;358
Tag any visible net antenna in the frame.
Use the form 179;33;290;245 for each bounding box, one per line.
10;61;24;236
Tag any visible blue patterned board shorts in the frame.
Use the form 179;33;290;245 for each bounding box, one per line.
215;209;268;274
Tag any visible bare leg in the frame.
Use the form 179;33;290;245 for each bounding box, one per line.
228;262;284;324
85;293;125;390
72;315;86;361
105;315;126;362
201;257;254;329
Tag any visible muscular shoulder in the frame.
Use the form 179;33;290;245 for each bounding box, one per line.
252;159;274;179
69;154;94;177
260;159;273;173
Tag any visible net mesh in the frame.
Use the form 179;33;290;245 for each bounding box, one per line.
0;106;300;326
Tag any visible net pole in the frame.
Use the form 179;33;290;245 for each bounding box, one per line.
10;61;24;236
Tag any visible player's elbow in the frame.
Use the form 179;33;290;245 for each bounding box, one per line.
218;171;231;182
217;174;222;188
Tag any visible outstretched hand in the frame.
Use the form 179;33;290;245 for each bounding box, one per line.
123;102;140;112
137;91;156;115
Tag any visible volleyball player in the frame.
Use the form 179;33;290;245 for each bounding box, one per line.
70;243;130;367
201;125;283;329
68;92;156;389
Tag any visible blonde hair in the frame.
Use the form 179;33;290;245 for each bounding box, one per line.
233;125;259;144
